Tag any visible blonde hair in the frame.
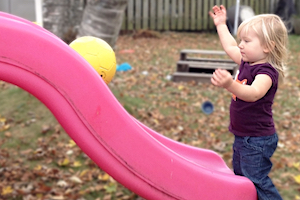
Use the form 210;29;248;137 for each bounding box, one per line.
237;14;288;78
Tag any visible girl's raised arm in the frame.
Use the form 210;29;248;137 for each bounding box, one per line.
209;5;241;65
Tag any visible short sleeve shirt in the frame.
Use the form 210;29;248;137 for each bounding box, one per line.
229;60;279;137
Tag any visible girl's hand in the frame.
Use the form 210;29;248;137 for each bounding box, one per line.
211;69;233;88
209;5;227;27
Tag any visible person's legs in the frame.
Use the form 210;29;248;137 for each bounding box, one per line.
232;136;243;175
238;134;282;200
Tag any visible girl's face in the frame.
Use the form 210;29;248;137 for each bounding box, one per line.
238;28;269;65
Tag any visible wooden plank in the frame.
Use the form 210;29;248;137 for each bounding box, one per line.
203;0;209;29
142;0;149;29
265;0;270;13
265;0;268;13
249;0;255;14
196;0;202;30
250;0;258;14
261;0;266;13
177;0;184;30
222;0;227;8
295;0;300;15
150;0;156;29
180;49;227;55
256;1;265;14
190;0;196;30
219;0;226;9
172;72;214;83
227;0;234;9
164;0;170;30
177;60;237;70
172;72;235;83
249;0;255;8
184;0;190;30
157;0;163;30
127;0;134;30
171;0;177;29
135;0;142;30
224;0;229;9
183;57;234;63
208;0;215;29
255;0;259;14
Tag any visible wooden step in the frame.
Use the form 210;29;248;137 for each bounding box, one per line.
184;57;233;63
173;49;238;83
172;72;213;83
176;60;238;75
180;49;228;60
172;72;235;83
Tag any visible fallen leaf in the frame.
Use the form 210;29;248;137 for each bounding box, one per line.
67;140;76;147
72;161;82;167
1;186;13;195
69;176;82;184
58;158;70;166
4;131;11;137
57;180;68;187
294;175;300;184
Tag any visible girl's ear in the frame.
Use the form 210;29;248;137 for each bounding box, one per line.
263;41;275;53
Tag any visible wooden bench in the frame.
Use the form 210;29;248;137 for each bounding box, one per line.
172;49;238;83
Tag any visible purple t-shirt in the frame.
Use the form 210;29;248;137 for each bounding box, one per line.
229;60;278;137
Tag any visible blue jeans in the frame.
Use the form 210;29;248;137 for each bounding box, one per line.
233;134;282;200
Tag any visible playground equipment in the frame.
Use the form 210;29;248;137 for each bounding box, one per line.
0;12;257;200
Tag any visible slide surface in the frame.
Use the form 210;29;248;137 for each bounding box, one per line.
0;12;257;200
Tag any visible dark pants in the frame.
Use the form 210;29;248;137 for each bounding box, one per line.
233;134;282;200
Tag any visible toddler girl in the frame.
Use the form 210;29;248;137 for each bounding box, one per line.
209;5;288;200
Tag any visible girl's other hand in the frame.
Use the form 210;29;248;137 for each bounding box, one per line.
211;68;233;88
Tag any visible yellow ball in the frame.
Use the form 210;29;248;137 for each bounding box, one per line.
69;36;116;84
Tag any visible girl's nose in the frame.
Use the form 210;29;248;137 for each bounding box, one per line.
238;42;243;49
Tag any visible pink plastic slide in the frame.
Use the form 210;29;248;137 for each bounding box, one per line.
0;12;257;200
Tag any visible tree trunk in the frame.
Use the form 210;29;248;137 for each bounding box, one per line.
43;0;85;43
77;0;128;48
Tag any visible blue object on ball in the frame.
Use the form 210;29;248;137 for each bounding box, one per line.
201;101;214;115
